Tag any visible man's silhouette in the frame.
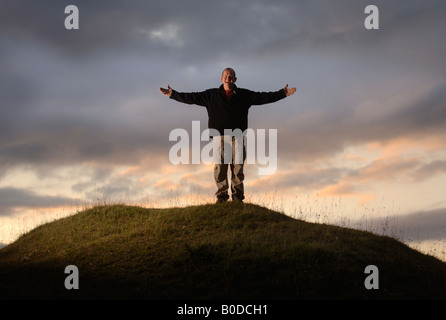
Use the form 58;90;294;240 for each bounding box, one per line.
160;68;296;203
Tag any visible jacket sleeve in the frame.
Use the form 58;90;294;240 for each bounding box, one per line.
170;90;209;107
249;89;287;106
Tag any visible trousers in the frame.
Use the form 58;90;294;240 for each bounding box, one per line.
213;135;246;200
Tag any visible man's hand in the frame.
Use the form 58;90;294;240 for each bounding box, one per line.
160;85;173;97
283;84;296;97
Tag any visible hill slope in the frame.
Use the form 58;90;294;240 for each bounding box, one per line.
1;203;445;300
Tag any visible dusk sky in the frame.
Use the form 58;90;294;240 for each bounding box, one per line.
1;0;445;260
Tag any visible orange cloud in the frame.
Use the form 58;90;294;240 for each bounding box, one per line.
154;179;180;191
367;133;446;158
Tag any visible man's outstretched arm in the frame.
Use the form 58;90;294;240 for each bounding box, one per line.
249;84;296;106
160;84;209;106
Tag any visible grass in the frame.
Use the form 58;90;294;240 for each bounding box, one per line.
0;202;445;300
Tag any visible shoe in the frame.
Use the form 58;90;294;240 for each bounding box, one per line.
232;197;244;203
216;198;227;204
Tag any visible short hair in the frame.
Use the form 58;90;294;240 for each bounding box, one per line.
222;67;236;77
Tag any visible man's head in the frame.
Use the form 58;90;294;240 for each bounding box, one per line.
221;68;237;90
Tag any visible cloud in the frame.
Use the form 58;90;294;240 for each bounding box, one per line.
348;156;421;183
273;78;446;165
365;207;446;242
0;187;75;217
1;1;163;55
143;23;185;48
412;160;446;182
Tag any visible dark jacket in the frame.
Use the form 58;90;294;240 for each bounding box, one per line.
170;84;286;135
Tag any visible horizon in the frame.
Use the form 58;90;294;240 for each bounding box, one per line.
1;192;445;263
1;0;445;262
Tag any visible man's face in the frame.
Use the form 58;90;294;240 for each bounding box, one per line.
221;70;236;88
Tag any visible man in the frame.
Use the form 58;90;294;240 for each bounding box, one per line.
160;68;296;203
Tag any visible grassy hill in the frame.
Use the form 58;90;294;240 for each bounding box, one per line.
1;202;445;300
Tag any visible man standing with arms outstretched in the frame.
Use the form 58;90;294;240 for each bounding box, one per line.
160;68;296;203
